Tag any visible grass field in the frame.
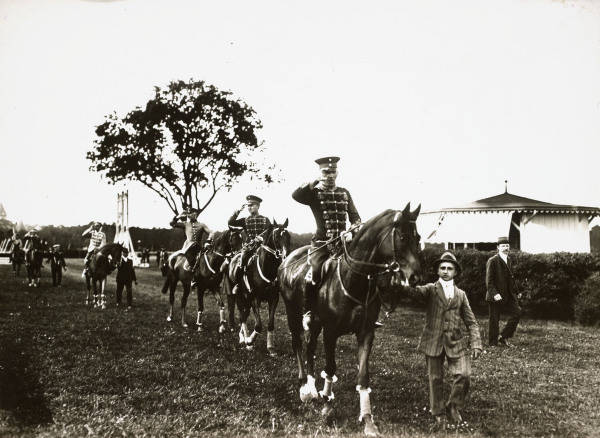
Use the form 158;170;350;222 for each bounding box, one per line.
1;260;599;437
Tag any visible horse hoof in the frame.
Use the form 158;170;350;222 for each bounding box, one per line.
101;304;106;310
363;418;379;437
182;323;188;328
197;325;204;332
218;324;226;334
245;344;254;351
267;349;277;357
321;403;334;420
167;316;172;322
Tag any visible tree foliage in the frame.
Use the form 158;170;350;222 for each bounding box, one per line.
87;79;274;214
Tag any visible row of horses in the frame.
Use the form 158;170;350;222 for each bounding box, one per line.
84;205;422;437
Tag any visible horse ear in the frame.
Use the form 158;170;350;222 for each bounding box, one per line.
402;202;411;215
411;204;421;219
273;218;278;227
283;218;289;228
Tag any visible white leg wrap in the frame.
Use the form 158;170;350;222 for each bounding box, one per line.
246;330;258;345
196;311;203;325
300;375;319;403
319;371;338;401
356;386;372;422
267;330;274;350
219;308;226;323
239;323;249;344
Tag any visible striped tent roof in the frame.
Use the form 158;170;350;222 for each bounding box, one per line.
424;191;600;215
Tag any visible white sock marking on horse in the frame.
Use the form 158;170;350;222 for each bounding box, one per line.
246;330;258;345
219;308;226;323
319;371;338;400
196;311;203;325
356;386;373;422
267;330;274;350
239;323;249;344
300;375;318;402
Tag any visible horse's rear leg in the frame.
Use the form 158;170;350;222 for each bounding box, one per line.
100;279;106;309
223;276;236;332
180;282;191;328
245;296;262;349
356;329;378;437
167;278;177;322
319;327;339;419
214;287;227;334
266;290;279;356
237;294;251;346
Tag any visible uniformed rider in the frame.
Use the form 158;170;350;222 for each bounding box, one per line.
169;208;214;279
228;195;271;284
292;156;361;330
23;228;41;252
82;222;107;277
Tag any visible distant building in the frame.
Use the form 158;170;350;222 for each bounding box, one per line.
418;191;600;253
0;203;6;219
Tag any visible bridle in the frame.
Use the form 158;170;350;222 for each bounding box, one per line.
252;226;288;284
339;212;418;312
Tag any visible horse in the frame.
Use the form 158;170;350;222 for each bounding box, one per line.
85;243;124;309
228;219;290;355
161;228;243;329
190;228;243;332
278;205;422;437
24;240;48;287
11;246;25;277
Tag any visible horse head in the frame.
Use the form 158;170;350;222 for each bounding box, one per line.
227;226;244;253
350;204;422;290
271;218;290;259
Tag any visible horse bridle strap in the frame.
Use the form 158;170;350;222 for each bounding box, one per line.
337;262;380;307
256;254;274;284
204;249;225;275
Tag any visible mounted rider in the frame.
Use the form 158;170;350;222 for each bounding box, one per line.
82;222;107;277
10;229;23;255
228;195;272;285
169;208;214;282
23;228;42;252
292;156;361;330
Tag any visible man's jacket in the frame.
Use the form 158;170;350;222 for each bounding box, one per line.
406;281;482;358
485;254;517;302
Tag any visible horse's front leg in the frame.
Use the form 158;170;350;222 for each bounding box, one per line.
356;328;378;437
195;283;205;332
100;278;106;309
214;284;228;334
283;296;312;401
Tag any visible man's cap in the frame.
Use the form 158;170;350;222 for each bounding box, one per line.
315;156;340;172
497;236;509;245
246;195;262;204
435;251;461;274
52;244;61;250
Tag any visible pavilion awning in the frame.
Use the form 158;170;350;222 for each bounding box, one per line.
418;211;513;243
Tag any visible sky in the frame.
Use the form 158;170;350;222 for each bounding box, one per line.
1;0;599;233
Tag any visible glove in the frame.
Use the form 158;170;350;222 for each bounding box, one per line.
255;235;264;243
342;231;352;242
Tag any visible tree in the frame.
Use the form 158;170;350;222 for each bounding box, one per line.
87;79;275;215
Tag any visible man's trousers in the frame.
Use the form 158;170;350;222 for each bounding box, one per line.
488;299;521;344
426;351;471;416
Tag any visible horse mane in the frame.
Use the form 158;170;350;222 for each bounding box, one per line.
352;209;396;242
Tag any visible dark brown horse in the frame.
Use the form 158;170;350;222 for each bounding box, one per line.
229;219;290;355
191;228;243;332
278;205;421;436
85;243;124;309
11;246;25;277
25;240;48;288
161;229;242;329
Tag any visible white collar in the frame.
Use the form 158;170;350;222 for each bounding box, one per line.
439;278;454;289
499;253;508;263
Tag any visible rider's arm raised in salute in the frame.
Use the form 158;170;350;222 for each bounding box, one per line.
291;180;320;205
227;205;247;228
169;215;185;229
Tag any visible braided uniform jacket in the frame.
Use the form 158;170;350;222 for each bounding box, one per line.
292;183;361;241
228;212;271;242
87;230;106;251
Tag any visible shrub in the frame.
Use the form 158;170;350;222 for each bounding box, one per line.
402;248;600;320
574;273;600;326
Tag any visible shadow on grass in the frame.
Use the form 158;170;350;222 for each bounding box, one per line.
0;335;53;427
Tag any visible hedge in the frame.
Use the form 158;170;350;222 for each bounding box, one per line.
403;248;600;321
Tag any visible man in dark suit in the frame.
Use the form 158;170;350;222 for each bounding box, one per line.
404;251;482;427
486;236;522;347
116;248;137;309
47;244;67;287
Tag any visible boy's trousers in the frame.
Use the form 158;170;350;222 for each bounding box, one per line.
426;350;471;416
